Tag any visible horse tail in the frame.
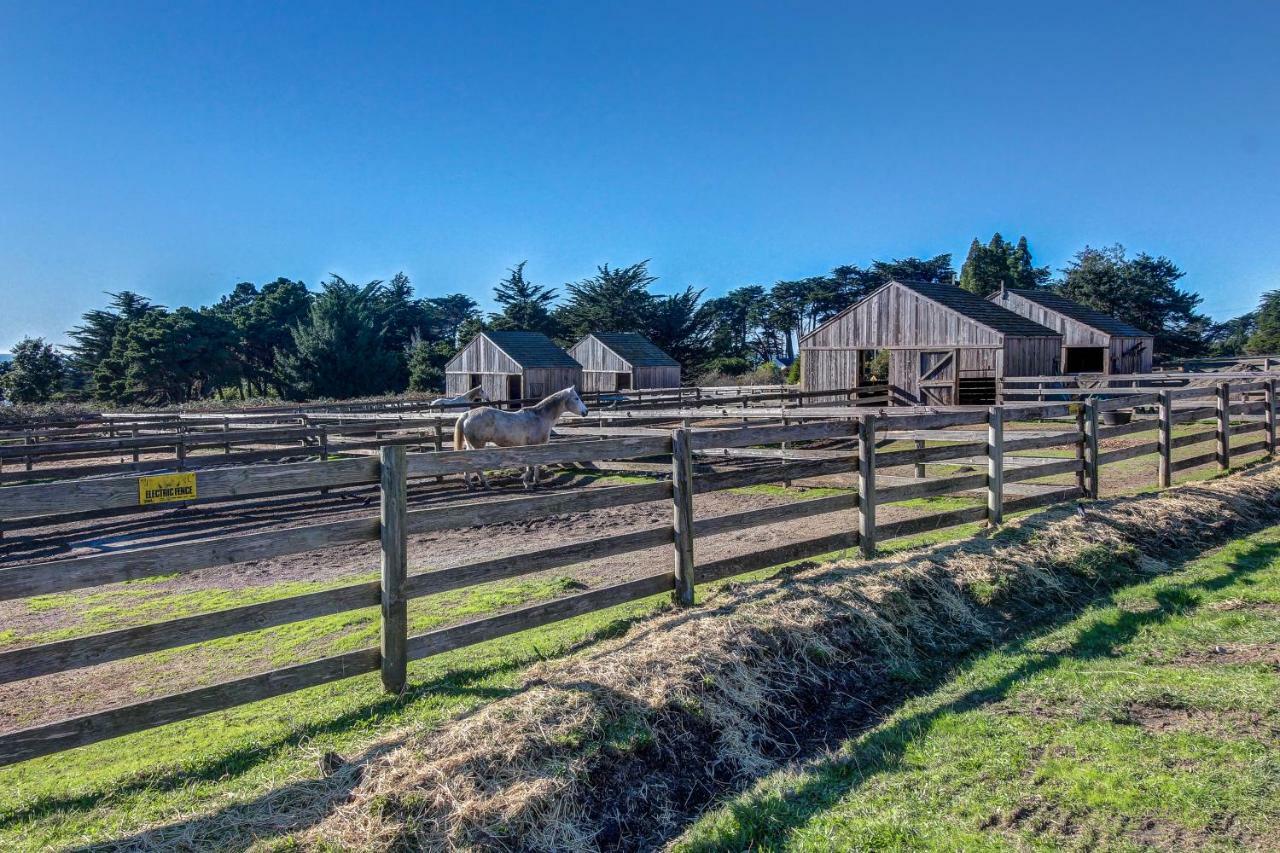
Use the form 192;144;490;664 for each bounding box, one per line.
453;413;467;451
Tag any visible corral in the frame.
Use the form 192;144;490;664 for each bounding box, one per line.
0;372;1277;847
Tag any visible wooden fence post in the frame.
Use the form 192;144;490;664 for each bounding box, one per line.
914;440;926;479
1083;401;1099;499
781;414;792;488
671;427;696;606
1158;390;1172;489
987;406;1003;526
1267;379;1277;459
379;445;408;694
858;414;876;558
1217;381;1230;471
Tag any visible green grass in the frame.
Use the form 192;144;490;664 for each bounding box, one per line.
0;575;673;850
674;523;1280;852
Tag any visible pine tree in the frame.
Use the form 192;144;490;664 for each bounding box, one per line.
1;337;64;403
489;262;559;335
554;261;657;342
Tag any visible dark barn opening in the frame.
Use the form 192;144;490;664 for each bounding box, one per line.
1064;347;1105;373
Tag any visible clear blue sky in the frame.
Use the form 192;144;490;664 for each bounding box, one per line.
2;0;1278;348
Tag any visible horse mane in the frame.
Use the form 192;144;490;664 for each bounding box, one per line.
529;387;573;412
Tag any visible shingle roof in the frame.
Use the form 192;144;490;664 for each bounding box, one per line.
586;332;680;367
895;280;1061;337
1002;289;1152;338
484;331;582;369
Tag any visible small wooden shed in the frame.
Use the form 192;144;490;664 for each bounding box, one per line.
799;279;1063;406
444;331;583;403
988;288;1154;374
567;332;681;392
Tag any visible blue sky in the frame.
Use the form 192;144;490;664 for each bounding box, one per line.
2;0;1278;347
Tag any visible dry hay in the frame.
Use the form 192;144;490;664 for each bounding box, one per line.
298;465;1280;852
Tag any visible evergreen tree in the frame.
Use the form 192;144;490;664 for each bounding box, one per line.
66;291;155;398
1;337;65;403
647;286;714;376
959;234;1046;295
211;278;311;397
1057;244;1208;356
406;336;456;393
275;276;401;400
1246;291;1280;355
425;293;482;346
554;261;657;341
489;261;559;335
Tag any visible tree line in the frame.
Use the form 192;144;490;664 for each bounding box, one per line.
0;234;1270;406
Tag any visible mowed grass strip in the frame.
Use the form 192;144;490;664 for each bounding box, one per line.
675;524;1280;852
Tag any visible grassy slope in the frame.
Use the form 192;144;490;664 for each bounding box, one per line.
675;524;1280;851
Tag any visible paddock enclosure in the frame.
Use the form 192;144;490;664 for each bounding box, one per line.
0;372;1277;768
800;279;1063;406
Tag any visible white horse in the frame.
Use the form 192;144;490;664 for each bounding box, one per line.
452;387;589;490
428;386;489;409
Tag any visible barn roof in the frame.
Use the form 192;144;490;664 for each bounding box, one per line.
892;280;1061;337
1000;289;1152;338
584;332;679;367
483;331;582;369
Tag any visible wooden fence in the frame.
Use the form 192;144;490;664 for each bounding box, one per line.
0;382;1275;766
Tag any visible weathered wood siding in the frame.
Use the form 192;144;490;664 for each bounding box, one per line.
990;290;1109;347
567;338;629;373
568;338;680;391
1003;336;1061;377
801;348;859;401
802;283;1004;349
445;371;510;400
633;365;680;389
525;367;584;399
1110;336;1154;374
445;336;522;374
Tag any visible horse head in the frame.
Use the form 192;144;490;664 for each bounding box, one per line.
469;386;490;403
564;386;589;417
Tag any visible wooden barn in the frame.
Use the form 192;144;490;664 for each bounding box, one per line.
567;332;681;392
799;279;1063;406
988;287;1154;374
444;331;583;403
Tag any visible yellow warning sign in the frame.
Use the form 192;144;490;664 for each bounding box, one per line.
138;472;197;506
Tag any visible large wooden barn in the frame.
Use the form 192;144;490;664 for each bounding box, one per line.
799;279;1063;406
988;287;1154;374
567;332;681;392
444;331;583;403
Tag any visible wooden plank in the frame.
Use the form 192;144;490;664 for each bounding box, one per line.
1170;405;1218;424
1269;380;1278;458
988;407;1003;525
1158;391;1172;488
1003;457;1084;483
1004;487;1084;514
1228;420;1265;437
1095;393;1160;411
690;419;853;450
1233;438;1268;458
1170;429;1217;450
697;532;858;584
693;493;856;538
379;447;408;694
1217;382;1230;471
858;416;876;558
692;458;852;493
1097;441;1160;466
405;436;672;479
0;456;379;520
876;471;989;504
875;506;987;541
1002;431;1080;454
406;573;675;661
1172;450;1219;472
671;428;696;606
0;517;380;601
875;441;987;469
1083;402;1099;498
405;481;672;535
1094;418;1157;440
0;581;379;684
402;525;674;601
0;647;380;767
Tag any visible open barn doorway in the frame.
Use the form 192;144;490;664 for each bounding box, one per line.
507;374;523;405
1064;347;1106;374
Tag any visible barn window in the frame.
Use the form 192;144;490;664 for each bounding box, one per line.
615;372;632;391
468;373;482;390
1064;347;1105;373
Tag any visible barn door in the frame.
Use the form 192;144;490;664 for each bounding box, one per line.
918;349;957;406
